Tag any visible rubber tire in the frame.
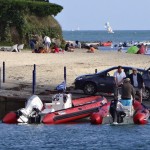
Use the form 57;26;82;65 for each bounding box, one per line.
83;82;97;95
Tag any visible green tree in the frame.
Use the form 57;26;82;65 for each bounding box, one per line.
0;0;63;46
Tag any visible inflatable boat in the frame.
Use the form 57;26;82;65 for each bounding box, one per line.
2;93;107;124
90;99;149;125
100;41;112;47
42;97;107;124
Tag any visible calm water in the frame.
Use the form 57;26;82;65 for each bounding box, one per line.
0;122;150;150
63;30;150;43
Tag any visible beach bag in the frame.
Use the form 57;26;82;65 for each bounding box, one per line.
55;81;66;92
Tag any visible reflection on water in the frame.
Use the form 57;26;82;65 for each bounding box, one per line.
0;122;150;150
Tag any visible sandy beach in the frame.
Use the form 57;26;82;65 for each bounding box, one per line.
0;49;149;97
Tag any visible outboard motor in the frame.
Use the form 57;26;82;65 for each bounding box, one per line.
17;95;43;123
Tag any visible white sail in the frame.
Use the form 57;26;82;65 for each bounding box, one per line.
105;22;114;33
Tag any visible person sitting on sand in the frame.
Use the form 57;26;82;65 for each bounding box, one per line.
75;40;81;49
52;44;60;53
65;42;74;52
137;43;146;54
118;46;123;52
87;45;95;53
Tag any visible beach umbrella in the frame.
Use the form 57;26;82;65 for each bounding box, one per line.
127;46;139;54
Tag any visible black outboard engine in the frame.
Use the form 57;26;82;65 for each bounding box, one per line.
28;108;41;124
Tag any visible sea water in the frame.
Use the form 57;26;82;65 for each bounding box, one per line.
63;30;150;53
0;122;150;150
63;30;150;43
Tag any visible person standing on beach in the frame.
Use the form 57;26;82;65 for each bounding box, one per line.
128;68;144;103
43;35;51;51
114;66;126;99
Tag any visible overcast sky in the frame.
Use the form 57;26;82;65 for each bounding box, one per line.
50;0;150;30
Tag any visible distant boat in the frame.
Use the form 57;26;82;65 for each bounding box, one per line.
75;26;80;31
104;22;114;33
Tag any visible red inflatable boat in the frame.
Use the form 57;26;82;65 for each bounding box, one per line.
2;94;107;124
90;100;149;125
100;41;112;47
42;97;107;124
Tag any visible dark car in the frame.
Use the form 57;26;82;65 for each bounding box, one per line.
74;66;150;100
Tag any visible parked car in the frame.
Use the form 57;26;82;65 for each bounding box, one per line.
74;66;150;100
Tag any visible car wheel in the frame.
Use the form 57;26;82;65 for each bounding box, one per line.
83;82;97;95
142;88;150;100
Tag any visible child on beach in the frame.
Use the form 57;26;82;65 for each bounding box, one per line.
87;45;95;53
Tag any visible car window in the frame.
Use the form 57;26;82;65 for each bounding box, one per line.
138;71;144;75
125;69;144;76
142;71;150;79
124;69;130;77
107;70;116;76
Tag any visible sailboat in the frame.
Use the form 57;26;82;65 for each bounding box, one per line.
105;22;114;33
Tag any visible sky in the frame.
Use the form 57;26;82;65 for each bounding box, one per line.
50;0;150;31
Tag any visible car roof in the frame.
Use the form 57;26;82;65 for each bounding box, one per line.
97;66;145;74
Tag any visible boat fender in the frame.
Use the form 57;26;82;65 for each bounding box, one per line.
90;113;103;125
133;113;148;125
